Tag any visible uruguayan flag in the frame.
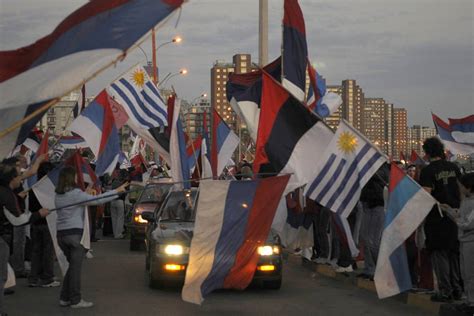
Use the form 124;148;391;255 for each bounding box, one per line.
305;120;387;218
107;64;170;162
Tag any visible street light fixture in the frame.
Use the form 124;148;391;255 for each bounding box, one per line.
156;36;182;52
157;68;188;87
136;35;183;81
192;93;208;105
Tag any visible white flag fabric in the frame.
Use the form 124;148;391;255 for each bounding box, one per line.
107;64;170;162
305;120;387;218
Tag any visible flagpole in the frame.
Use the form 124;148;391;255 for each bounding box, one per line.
238;116;242;161
151;27;158;84
280;0;285;82
185;119;201;180
0;10;180;141
46;173;294;212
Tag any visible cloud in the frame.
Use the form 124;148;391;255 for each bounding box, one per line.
0;0;472;127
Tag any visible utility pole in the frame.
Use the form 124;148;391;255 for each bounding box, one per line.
258;0;268;67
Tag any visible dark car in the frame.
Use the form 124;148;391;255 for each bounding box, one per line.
143;188;283;290
126;180;173;250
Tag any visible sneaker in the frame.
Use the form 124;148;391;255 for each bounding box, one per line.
356;273;370;279
4;288;14;295
28;282;40;287
327;259;338;268
70;299;94;309
335;265;354;273
41;281;60;288
114;234;125;239
430;293;453;303
85;251;94;259
314;257;328;264
15;271;28;279
59;300;71;307
452;291;463;301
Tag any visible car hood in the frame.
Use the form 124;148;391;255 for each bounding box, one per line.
151;222;194;244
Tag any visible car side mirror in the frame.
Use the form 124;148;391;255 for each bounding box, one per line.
141;212;155;223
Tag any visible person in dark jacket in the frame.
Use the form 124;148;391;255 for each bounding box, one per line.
28;161;59;288
419;137;462;302
0;162;49;315
358;164;388;280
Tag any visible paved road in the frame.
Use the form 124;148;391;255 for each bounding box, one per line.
5;239;432;316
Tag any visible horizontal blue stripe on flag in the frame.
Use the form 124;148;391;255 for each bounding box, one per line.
118;78;164;126
336;151;385;214
315;158;347;202
306;154;337;197
384;176;419;228
200;181;258;297
110;83;154;129
389;244;412;293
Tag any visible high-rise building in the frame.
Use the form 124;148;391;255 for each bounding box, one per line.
211;54;258;131
407;125;437;155
325;85;343;131
181;98;211;141
37;91;80;136
341;80;365;133
323;80;365;133
393;108;408;159
364;98;393;155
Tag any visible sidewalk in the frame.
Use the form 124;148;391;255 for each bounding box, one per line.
288;253;470;316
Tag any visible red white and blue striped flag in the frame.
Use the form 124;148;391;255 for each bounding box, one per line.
69;90;120;176
374;163;435;298
182;175;290;305
432;113;474;155
0;0;184;158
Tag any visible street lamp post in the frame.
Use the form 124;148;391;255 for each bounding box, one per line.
192;93;207;105
137;34;182;83
157;69;188;88
153;35;182;83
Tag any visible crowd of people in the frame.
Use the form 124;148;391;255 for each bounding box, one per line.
285;137;474;313
233;139;473;313
0;137;473;315
0;153;141;314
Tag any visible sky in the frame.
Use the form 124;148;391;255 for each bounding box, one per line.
0;0;472;126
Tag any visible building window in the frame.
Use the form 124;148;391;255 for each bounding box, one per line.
241;62;247;67
241;55;247;60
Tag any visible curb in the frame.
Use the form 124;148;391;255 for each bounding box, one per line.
291;254;442;315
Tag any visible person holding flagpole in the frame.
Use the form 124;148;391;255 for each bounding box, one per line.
54;166;128;309
419;137;463;303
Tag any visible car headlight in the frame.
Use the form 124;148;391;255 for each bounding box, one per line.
159;244;190;256
257;245;280;256
133;214;148;224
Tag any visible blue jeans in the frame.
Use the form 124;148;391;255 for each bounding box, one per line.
360;205;385;276
58;234;85;304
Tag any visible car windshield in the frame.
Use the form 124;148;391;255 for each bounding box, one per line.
138;184;173;204
160;190;198;222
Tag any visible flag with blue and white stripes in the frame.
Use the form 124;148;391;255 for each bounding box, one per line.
107;64;170;162
305;120;387;219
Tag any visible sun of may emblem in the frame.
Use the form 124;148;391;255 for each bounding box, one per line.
131;69;145;88
337;131;358;154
